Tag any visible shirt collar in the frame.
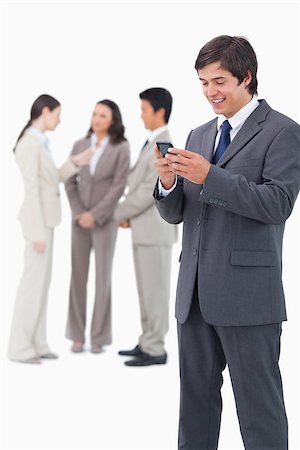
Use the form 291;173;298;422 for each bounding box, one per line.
217;96;260;131
28;126;49;147
147;125;169;142
90;133;110;150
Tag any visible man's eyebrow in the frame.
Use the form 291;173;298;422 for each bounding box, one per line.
198;76;226;81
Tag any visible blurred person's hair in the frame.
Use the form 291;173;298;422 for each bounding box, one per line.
13;94;61;152
139;87;173;123
86;99;127;144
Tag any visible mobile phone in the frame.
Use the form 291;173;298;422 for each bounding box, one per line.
156;141;173;157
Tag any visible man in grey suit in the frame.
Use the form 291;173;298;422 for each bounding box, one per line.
115;88;177;366
154;36;300;449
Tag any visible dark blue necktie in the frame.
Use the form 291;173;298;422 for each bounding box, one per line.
213;120;232;164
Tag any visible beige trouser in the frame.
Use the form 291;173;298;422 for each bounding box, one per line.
8;228;54;361
133;244;172;356
65;221;117;347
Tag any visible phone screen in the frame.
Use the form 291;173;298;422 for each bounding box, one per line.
156;141;173;157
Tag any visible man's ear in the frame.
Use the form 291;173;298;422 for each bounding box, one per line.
244;70;252;88
156;107;166;120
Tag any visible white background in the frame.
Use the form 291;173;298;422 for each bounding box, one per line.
1;1;299;449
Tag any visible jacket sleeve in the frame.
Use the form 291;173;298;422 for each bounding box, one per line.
15;139;46;241
153;176;184;225
114;151;160;223
153;130;194;225
64;142;86;217
200;123;300;224
58;158;79;183
90;142;130;225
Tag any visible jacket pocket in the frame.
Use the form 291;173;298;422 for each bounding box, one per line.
231;250;277;267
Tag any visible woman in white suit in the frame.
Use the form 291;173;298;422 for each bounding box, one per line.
8;94;90;364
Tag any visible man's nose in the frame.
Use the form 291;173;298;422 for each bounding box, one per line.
206;85;218;97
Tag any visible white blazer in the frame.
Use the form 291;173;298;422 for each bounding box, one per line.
15;131;79;241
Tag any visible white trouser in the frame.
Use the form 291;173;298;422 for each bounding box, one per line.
8;228;54;361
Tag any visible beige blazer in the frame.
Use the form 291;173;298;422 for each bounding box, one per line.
15;132;79;241
114;129;177;245
65;137;130;225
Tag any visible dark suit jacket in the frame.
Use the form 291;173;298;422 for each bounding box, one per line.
154;99;300;326
65;137;130;226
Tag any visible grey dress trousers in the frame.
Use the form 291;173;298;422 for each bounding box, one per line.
65;137;130;347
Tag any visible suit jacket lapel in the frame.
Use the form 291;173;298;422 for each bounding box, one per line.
76;138;91;179
200;120;218;162
217;121;262;167
93;141;112;176
218;99;271;167
131;129;170;172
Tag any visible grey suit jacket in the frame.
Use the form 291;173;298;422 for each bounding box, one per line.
115;129;177;245
155;100;300;326
65;137;130;226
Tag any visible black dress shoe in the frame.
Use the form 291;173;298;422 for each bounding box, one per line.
125;352;167;366
118;344;143;357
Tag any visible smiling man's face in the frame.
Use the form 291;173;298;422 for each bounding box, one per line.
198;61;253;118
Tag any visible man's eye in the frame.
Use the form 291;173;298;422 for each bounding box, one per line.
201;82;208;86
216;82;224;85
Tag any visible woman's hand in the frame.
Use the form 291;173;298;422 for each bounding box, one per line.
77;212;96;229
119;221;130;228
71;148;92;167
32;241;46;253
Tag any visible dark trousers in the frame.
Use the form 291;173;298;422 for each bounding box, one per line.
177;293;288;450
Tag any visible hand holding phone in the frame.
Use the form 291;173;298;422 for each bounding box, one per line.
156;141;173;157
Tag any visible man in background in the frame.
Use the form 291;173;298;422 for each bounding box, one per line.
115;87;177;366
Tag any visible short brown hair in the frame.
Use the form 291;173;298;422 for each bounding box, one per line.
195;35;258;95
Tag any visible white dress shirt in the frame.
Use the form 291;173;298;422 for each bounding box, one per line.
159;96;260;196
89;134;110;175
214;95;259;152
28;126;53;160
145;124;169;144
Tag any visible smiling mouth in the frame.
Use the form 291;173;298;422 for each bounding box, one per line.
211;98;225;104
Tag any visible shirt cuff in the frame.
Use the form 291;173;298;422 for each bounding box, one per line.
158;176;177;197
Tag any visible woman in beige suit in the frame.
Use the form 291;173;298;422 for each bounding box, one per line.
65;100;130;354
8;94;90;364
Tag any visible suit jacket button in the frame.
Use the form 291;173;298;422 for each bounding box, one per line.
209;198;214;204
197;219;201;226
223;201;228;207
218;200;223;206
214;199;219;205
193;248;198;256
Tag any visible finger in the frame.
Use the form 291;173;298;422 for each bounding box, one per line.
167;148;194;158
174;169;192;179
155;159;170;170
158;164;175;176
165;154;190;166
169;162;189;174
